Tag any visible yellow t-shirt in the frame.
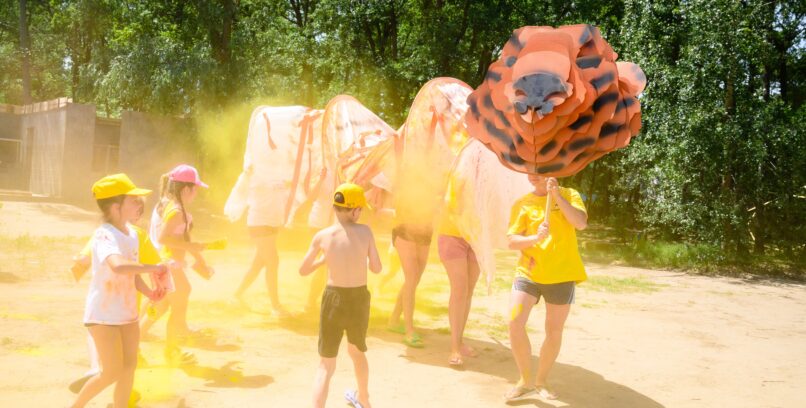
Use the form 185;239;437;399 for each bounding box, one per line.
79;224;161;265
507;188;587;284
158;201;191;260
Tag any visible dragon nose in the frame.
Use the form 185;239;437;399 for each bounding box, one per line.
512;72;566;117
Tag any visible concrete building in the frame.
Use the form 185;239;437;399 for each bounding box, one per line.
0;98;195;206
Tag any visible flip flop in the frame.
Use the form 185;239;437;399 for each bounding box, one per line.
448;355;463;367
505;385;536;401
535;385;558;400
403;333;424;348
344;389;364;408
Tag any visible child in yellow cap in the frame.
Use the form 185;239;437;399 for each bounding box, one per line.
71;174;168;408
67;194;160;403
299;183;382;408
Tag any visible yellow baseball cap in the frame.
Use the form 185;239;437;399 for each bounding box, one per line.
333;183;368;209
92;173;152;199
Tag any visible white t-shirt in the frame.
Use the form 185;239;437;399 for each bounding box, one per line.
83;223;140;325
148;204;163;252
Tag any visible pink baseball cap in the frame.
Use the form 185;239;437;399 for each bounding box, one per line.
168;164;209;188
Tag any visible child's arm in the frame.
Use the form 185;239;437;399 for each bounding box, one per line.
299;233;325;276
158;213;206;252
367;230;382;274
189;250;214;279
70;237;94;282
135;274;166;301
106;255;167;276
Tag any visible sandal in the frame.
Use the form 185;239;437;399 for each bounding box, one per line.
535;385;558;400
403;333;424;348
344;389;364;408
448;355;463;367
505;385;535;401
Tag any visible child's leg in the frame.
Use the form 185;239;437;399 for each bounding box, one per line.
72;325;123;408
113;322;139;407
312;357;336;408
168;267;192;337
347;344;371;407
139;297;170;336
87;334;100;375
68;334;99;394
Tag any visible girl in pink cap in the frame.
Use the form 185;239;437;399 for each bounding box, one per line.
142;164;214;365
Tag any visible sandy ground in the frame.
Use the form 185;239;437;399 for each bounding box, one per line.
1;201;805;408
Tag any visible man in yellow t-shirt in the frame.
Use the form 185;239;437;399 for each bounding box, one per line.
505;174;588;402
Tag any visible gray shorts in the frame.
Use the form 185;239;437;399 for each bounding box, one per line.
512;277;575;305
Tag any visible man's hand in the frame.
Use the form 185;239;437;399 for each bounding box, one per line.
535;222;550;242
546;177;560;199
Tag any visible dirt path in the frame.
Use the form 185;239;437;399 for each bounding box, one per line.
1;202;804;407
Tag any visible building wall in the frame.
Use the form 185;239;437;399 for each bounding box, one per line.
20;108;67;197
0;100;195;207
0;112;20;139
0;112;24;189
62;103;98;204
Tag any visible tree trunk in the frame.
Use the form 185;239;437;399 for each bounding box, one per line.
18;0;32;104
586;161;598;218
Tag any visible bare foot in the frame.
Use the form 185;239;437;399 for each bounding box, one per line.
459;343;479;358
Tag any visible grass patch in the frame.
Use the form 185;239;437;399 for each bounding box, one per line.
0;234;88;281
584;275;663;294
579;226;805;281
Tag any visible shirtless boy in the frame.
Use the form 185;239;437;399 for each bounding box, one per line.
299;183;382;408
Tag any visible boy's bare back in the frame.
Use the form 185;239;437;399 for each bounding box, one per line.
314;222;379;288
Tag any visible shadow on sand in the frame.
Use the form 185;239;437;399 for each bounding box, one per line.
180;361;273;389
372;327;664;408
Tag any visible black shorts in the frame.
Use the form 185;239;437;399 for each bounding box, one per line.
248;226;280;238
319;285;371;358
392;224;433;246
512;277;576;305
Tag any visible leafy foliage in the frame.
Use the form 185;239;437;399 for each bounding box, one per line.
0;0;803;264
